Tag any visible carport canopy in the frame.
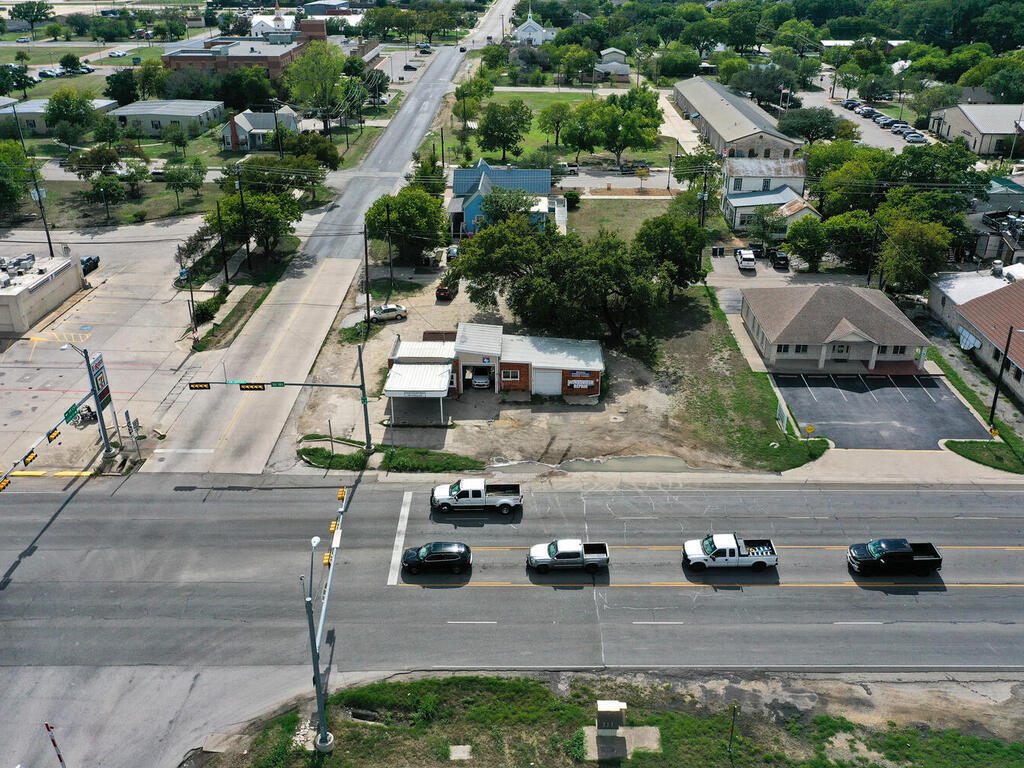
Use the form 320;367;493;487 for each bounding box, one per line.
384;363;452;426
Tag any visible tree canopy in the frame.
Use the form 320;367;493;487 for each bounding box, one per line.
365;186;447;261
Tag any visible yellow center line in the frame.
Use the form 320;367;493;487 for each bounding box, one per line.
53;471;93;477
471;545;1023;551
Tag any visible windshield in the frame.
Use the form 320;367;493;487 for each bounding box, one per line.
548;541;558;558
449;481;460;496
417;545;430;559
866;540;884;559
701;535;715;556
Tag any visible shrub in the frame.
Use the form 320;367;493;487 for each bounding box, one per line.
192;298;218;325
379;447;484;472
913;115;929;130
297;446;370;470
564;189;581;209
130;209;148;223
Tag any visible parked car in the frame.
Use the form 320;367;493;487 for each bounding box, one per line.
841;99;861;109
402;541;472;575
79;255;100;275
557;161;579;175
768;249;790;268
38;68;56;78
369;303;407;322
682;532;778;572
108;50;127;57
403;63;417;71
76;64;95;73
430;478;523;515
904;133;928;143
875;116;895;126
735;248;757;271
527;539;609;574
471;367;492;389
887;122;909;132
150;167;165;181
891;124;915;135
16;36;30;43
459;45;467;52
847;538;942;576
435;279;458;301
418;48;432;55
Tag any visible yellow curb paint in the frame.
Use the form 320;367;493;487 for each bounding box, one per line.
10;470;47;476
53;471;93;477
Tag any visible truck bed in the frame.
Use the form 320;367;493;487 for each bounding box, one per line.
583;542;610;557
738;538;776;557
485;483;521;496
910;542;941;561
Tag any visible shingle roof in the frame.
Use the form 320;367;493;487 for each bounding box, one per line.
673;77;801;145
742;286;929;346
723;157;806;178
455;322;503;356
111;99;224;117
231;107;298;133
956;280;1024;368
452;159;551;197
500;334;605;371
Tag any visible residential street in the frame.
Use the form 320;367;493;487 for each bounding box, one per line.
2;476;1023;767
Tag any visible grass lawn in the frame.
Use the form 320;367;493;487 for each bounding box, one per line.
368;277;426;300
879;103;918;124
0;47;104;65
20;135;85;158
656;286;828;471
337;125;383;170
380;446;484;472
927;346;1024;474
26;72;108;99
194;284;271;352
297;446;369;470
213;675;1024;768
568;198;671;240
155;131;240;165
365;90;403;119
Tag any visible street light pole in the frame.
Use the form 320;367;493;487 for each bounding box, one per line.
302;585;334;753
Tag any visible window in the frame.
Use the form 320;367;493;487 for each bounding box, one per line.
170;120;180;126
738;214;755;227
501;369;520;381
878;345;888;355
448;372;457;387
25;120;35;128
993;347;1002;361
763;148;771;158
151;120;162;129
762;178;771;191
783;149;790;158
833;344;848;354
1015;367;1023;382
747;148;756;157
893;345;906;355
776;344;789;353
733;178;742;191
795;344;807;354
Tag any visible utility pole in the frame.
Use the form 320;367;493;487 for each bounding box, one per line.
12;101;55;260
989;325;1018;427
363;227;371;328
666;153;672;190
440;126;445;167
385;200;394;296
234;171;251;271
270;98;284;159
216;199;229;286
302;579;334;753
698;168;709;227
357;345;372;452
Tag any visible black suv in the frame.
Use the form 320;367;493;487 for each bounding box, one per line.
767;249;789;269
402;542;473;574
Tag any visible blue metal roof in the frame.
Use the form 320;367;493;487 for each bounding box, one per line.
452;159;551;197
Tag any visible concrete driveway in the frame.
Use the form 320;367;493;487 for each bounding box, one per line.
775;373;992;449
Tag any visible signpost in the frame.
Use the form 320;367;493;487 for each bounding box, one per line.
125;409;142;459
91;353;112;410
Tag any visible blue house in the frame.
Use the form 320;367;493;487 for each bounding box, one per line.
449;160;552;237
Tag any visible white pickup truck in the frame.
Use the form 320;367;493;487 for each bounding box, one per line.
682;532;778;572
430;478;523;515
527;539;610;574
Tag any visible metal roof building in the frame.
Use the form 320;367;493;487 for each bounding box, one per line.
929;104;1024;156
110;100;225;137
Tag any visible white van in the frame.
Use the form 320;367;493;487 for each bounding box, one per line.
735;249;757;271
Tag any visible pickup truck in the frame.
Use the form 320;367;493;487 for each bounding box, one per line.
527;538;609;573
682;532;778;572
430;478;522;515
847;538;942;576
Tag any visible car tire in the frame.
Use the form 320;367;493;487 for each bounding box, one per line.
688;561;706;572
584;563;599;574
536;564;550;574
751;561;766;572
498;504;511;516
439;503;452;513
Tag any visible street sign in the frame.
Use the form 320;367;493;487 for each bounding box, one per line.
361;396;367;404
125;410;134;438
64;404;79;424
132;418;139;434
180;269;188;279
270;381;286;388
91;354;111;410
805;425;816;435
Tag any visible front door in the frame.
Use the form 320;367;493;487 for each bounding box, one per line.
832;343;849;362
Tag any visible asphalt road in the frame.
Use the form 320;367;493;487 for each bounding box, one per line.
2;475;1023;766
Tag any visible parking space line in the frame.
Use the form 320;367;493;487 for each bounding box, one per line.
913;375;937;403
858;375;878;402
829;375;848;401
447;620;497;624
387;491;413;586
887;375;909;401
800;374;818;402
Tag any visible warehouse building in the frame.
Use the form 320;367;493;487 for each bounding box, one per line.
110;100;225;138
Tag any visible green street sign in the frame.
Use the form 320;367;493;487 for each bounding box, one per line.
226;379;245;384
64;403;79;424
270;381;286;388
361;397;368;404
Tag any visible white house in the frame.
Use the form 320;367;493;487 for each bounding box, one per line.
594;47;630;81
722;185;819;233
251;3;296;36
511;11;557;45
222;107;298;150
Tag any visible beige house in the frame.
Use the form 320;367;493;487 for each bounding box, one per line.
110;99;225;138
674;76;803;159
0;98;116;136
929;104;1023;156
741;286;929;372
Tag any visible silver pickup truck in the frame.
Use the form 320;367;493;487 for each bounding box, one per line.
430;478;522;515
527;539;610;574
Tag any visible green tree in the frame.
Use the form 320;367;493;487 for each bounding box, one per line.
834;118;861;142
598;103;659;168
94;114;121;147
777;107;838;145
983;67;1024;107
480;187;539;227
119;158;150;199
104;68;138;105
477;99;532;162
283;40;347;134
67;145;119;179
537;101;572;146
836;62;863;98
14;51;29;66
882;139;990;207
11;0;53;37
87;174;126;218
557;44;597;85
774;18;819;55
633;213;706;293
52;120;84;152
11;66;33;100
976;2;1024;53
187;157;207;196
243;193;302;256
135;59;168;100
65;12;90;35
165;165;190;209
680;18;727;57
364;186;446;261
783;215;828;272
907;83;961;120
163;122;187;156
482;44;508;69
748;204;786;248
877;219;952;292
723;9;758;52
283;132;341;170
822;209;875;272
45;86;95;131
362;68;389;103
717;57;749;86
217;10;236;34
561;100;604;162
0;140;31;215
858;74;895;102
411;149;444;195
343;56;365;78
218;66;274;111
58;52;80;71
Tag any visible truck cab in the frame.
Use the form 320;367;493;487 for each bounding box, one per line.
527;539;609;573
682;532;778;571
847;538;942;576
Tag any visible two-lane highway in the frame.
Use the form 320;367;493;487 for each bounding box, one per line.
2;477;1024;767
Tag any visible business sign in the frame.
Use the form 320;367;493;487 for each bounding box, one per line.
482;356;492;364
569;370;591;377
91;353;111;410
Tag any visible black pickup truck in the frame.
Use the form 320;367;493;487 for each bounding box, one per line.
847;538;942;576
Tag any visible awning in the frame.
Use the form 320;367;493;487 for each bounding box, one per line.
383;363;452;398
957;326;982;351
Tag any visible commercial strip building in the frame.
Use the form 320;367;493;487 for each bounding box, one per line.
741;286;929;373
928;103;1024;156
673;76;802;159
0;98;116;136
0;256;83;335
383;323;605;423
954;280;1024;404
110;100;225;138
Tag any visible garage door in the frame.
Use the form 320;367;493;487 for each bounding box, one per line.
532;368;562;395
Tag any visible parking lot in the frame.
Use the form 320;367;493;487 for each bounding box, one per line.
774;373;992;449
798;89;929;153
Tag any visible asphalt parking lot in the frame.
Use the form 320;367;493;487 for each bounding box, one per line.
774;373;992;449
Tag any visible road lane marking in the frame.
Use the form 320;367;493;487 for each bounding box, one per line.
632;621;685;625
10;470;47;476
153;448;215;454
387;491;413;586
53;471;92;477
447;620;497;624
458;545;1022;552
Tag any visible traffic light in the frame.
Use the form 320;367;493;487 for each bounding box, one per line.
238;383;266;391
330;520;338;533
0;477;10;492
47;427;60;443
337;488;347;501
322;552;332;567
189;382;211;390
23;450;37;467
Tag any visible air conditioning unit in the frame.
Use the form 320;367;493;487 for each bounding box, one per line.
0;271;11;287
37;266;46;274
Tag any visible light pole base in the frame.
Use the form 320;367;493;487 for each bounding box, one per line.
314;732;335;753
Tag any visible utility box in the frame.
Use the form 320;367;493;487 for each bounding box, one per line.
597;700;626;735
